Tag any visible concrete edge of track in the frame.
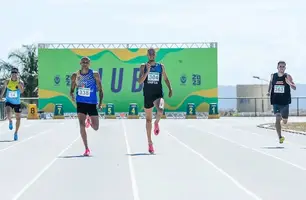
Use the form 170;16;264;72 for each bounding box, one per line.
257;123;306;136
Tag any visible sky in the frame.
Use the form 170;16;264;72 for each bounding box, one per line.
0;0;305;85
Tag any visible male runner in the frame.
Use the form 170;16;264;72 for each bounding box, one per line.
138;48;173;154
268;61;296;144
70;57;103;156
0;67;24;141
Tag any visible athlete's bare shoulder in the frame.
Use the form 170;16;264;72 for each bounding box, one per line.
93;71;100;78
71;72;77;80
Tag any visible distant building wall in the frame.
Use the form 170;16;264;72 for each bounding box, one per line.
236;84;272;112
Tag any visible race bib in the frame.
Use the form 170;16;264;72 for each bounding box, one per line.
8;91;17;98
148;72;160;82
78;88;90;97
274;85;285;93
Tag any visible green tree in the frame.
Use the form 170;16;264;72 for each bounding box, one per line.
0;44;38;98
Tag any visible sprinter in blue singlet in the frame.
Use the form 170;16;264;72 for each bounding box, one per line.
0;67;24;141
137;48;173;154
69;57;104;156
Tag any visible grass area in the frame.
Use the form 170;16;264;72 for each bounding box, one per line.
282;122;306;132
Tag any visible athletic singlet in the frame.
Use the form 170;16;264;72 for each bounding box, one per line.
5;79;21;105
270;73;291;105
75;69;98;104
143;62;163;96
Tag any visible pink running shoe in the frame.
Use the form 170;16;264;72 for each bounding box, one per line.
83;148;90;156
154;123;160;135
85;115;91;128
148;143;154;154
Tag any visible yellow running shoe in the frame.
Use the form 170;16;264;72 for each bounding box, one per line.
279;136;285;144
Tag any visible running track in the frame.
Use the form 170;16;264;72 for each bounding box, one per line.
1;117;306;200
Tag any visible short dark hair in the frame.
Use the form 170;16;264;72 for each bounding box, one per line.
277;61;286;66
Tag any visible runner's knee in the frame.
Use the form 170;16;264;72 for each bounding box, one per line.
146;118;152;123
276;113;282;121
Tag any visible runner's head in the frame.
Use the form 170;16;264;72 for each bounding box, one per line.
11;67;19;81
147;48;156;62
277;61;286;74
80;57;90;70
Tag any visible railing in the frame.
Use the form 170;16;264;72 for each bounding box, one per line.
1;97;306;120
218;97;306;117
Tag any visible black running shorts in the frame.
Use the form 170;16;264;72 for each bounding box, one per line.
5;102;21;113
273;104;289;119
76;102;98;116
144;93;163;109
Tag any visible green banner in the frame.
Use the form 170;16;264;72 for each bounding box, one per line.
38;48;218;113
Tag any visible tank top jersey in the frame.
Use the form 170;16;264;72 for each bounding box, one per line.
270;73;291;105
5;79;21;105
75;69;98;104
143;62;163;96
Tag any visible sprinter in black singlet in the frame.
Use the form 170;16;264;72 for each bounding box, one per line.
138;48;173;154
268;61;296;143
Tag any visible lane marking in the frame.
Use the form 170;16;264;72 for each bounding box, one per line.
0;130;52;153
12;136;80;200
122;120;140;200
188;125;306;171
167;131;262;200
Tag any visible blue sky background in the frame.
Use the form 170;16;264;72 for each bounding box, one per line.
0;0;304;86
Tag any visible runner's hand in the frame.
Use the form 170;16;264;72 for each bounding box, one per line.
98;103;102;109
70;92;75;102
168;89;173;98
146;63;151;71
285;77;294;86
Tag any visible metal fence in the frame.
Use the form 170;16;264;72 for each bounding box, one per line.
218;97;306;117
1;97;306;120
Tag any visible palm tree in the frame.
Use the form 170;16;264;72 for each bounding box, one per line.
0;44;38;98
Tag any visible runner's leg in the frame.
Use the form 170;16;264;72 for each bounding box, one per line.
144;107;154;153
153;97;164;135
14;105;21;140
273;105;284;143
281;105;289;125
88;104;99;131
5;104;13;130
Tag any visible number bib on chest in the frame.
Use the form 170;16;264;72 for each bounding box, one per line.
274;85;285;93
78;88;90;97
148;72;160;83
8;91;17;98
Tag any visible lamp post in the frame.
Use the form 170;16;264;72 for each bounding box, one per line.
252;76;269;113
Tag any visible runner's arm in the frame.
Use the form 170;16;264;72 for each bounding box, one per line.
70;73;77;95
267;74;273;95
0;80;8;99
161;64;172;91
18;80;24;94
286;74;296;90
94;72;103;105
138;64;149;84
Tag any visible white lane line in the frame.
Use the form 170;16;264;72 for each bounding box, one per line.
166;131;263;200
12;136;81;200
188;125;306;171
122;120;140;200
0;129;52;153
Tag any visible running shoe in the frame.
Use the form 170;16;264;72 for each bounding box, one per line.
148;143;154;154
9;120;13;130
279;136;285;144
83;148;90;156
154;122;160;135
14;132;18;141
85;115;91;128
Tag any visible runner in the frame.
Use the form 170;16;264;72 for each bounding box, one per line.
268;61;296;144
138;48;173;154
0;67;24;141
70;57;103;156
